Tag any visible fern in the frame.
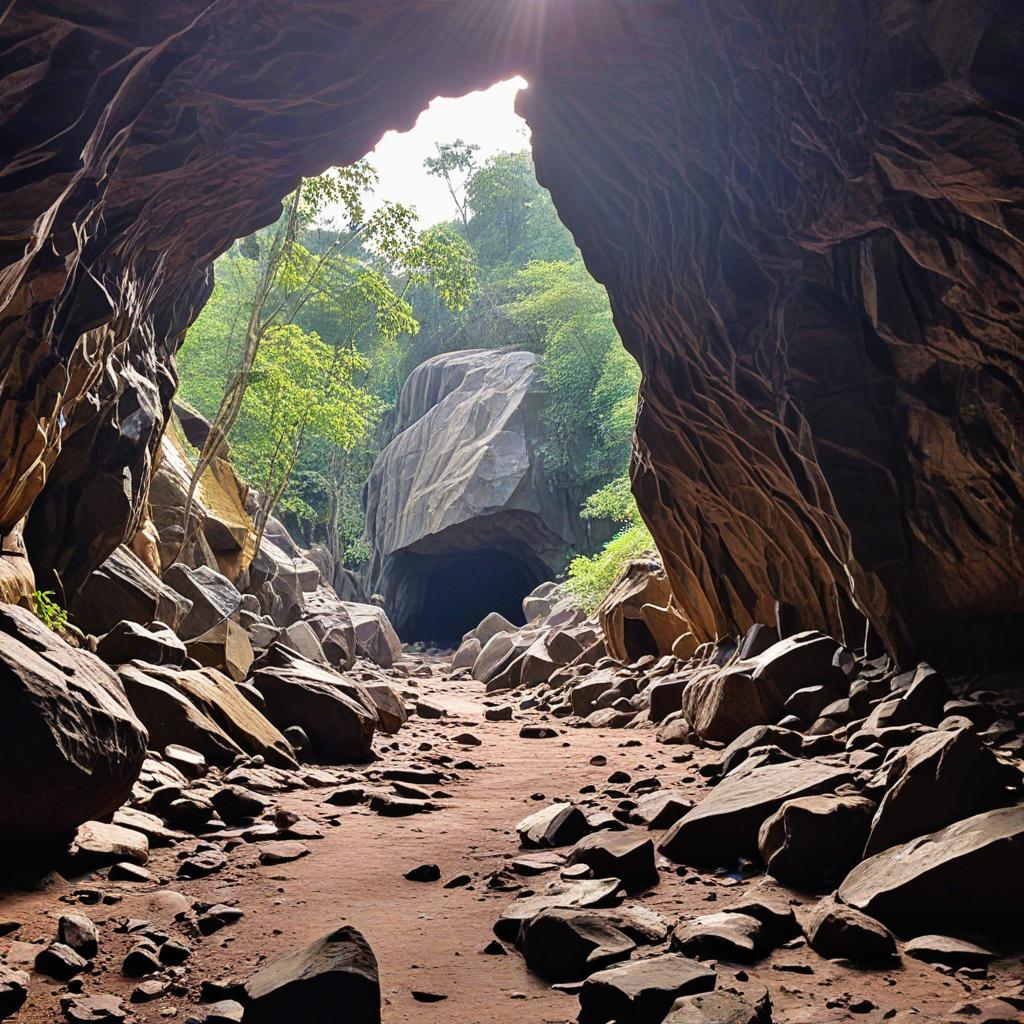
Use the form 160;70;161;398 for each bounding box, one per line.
32;589;68;634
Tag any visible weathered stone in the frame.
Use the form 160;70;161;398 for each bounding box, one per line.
251;656;377;763
671;912;769;962
97;620;187;667
664;987;772;1024
58;914;99;959
660;759;852;864
517;803;591;849
0;964;29;1019
163;563;242;640
598;560;675;663
59;993;125;1023
187;618;254;681
0;605;148;850
567;831;658;891
494;878;623;942
341;602;402;669
520;909;635;981
803;896;896;962
758;792;876;887
577;953;717;1024
362;682;407;735
35;942;88;981
838;805;1024;933
863;727;1018;856
904;934;995;968
71;547;191;636
244;925;380;1023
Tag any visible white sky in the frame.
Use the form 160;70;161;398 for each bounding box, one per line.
360;77;530;227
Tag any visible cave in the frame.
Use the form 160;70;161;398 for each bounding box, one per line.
389;547;545;645
1;1;1023;666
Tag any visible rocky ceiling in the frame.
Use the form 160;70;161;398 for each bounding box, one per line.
1;0;1021;665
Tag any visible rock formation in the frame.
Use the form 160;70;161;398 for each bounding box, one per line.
1;2;1022;664
364;350;593;642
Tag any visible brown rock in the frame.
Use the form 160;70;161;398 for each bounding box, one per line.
0;605;148;849
803;895;896;962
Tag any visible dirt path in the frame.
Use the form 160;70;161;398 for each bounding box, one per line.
3;667;1021;1023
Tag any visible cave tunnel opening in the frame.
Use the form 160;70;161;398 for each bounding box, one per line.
396;547;546;646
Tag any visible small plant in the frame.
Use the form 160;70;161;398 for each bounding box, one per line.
32;589;68;634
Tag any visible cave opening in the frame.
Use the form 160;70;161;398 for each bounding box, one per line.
395;547;546;646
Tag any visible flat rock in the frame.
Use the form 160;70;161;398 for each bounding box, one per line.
904;934;995;968
494;877;624;941
838;804;1024;933
35;941;88;980
577;953;717;1024
671;912;769;962
60;993;126;1023
660;759;852;864
258;841;309;866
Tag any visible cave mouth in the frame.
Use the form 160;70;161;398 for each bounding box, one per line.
393;547;546;646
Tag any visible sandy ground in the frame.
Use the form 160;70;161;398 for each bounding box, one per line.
2;668;1022;1023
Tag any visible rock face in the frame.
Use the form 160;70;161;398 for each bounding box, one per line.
363;350;594;643
1;2;1023;664
0;604;148;849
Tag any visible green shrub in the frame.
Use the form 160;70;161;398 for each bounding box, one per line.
31;589;68;633
564;522;656;612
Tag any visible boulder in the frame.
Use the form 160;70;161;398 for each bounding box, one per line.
837;805;1024;933
281;620;327;664
119;664;242;765
342;603;402;669
718;725;804;776
0;604;148;850
664;987;772;1024
153;664;296;768
803;896;896;962
472;632;515;683
244;925;380;1024
567;831;659;891
362;682;407;735
681;631;844;743
571;670;620;716
758;792;876;887
660;758;852;864
251;656;377;763
863;727;1018;856
471;611;518;644
68;820;149;868
519;909;635;981
494;878;623;941
71;545;191;636
186;618;254;681
647;675;689;723
904;934;995;968
162;563;242;639
304;587;357;670
523;582;560;622
517;803;591;848
0;963;29;1018
598;559;672;663
449;636;481;671
577;953;717;1024
96;620;187;667
671;912;769;962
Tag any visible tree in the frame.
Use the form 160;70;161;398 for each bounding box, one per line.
424;140;479;237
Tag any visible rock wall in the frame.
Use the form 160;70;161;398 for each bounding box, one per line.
1;1;1021;664
364;350;592;641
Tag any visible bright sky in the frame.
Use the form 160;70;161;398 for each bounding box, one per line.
361;77;530;227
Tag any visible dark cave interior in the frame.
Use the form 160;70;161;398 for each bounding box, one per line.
391;547;546;646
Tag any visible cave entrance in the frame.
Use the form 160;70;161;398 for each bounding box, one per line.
394;547;546;646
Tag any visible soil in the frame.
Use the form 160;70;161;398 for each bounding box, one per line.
2;664;1022;1023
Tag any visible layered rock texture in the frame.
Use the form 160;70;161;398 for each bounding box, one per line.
1;1;1022;663
364;350;590;641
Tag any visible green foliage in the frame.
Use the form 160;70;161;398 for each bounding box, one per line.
564;523;656;612
32;589;68;633
564;472;656;611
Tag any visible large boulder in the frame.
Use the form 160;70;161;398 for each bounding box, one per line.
0;604;148;849
838;804;1024;933
71;546;191;636
243;925;380;1024
251;649;377;762
758;792;876;887
341;603;402;669
363;349;595;643
162;563;242;640
186;618;254;681
660;758;852;864
96;620;187;667
681;631;845;743
863;727;1019;856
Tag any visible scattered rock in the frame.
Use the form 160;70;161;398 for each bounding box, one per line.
567;831;658;890
520;909;635;981
671;912;769;962
404;864;441;882
518;802;592;848
35;942;88;980
904;934;995;968
58;914;99;959
243;925;380;1023
803;896;896;962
